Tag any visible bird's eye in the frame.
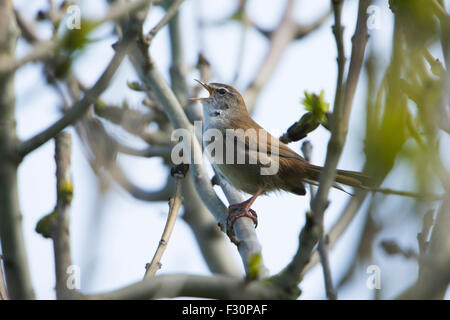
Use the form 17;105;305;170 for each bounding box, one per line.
217;88;227;95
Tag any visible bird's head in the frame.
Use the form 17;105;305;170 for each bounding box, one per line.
189;80;247;119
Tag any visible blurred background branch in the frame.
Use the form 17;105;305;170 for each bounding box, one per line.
0;0;35;299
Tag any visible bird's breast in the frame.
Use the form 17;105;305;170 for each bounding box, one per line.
202;122;284;195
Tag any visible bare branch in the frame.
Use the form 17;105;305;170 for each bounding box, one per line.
0;0;35;299
52;133;80;299
332;0;346;115
117;144;171;158
216;175;268;278
144;166;186;278
0;40;57;75
302;140;337;299
14;9;39;43
303;188;369;275
397;194;450;299
318;236;337;299
145;0;185;44
367;187;444;200
88;273;283;300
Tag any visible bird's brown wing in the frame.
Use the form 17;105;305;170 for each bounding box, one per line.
229;116;306;161
228;117;372;189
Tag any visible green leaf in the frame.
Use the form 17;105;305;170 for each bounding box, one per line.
301;90;329;122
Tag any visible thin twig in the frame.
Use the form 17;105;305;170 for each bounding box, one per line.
368;187;444;200
232;0;250;84
303;188;369;275
302;140;337;299
144;168;185;278
318;236;337;299
166;0;188;105
52;133;79;299
14;9;39;43
332;0;346;115
145;0;185;44
117;144;172;158
396;194;450;299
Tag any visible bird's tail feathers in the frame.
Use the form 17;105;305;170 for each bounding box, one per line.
305;164;373;189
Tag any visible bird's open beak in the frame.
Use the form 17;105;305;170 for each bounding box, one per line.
188;79;213;101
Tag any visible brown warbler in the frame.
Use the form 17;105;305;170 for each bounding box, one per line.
189;80;370;228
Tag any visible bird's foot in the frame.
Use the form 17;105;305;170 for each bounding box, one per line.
227;204;258;230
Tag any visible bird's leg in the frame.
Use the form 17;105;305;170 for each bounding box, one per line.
227;187;264;229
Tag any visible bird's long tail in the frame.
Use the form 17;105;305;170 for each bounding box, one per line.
305;164;373;189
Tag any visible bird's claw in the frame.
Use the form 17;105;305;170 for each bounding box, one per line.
226;206;258;245
227;205;258;230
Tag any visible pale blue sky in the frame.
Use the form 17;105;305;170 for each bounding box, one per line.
10;0;450;299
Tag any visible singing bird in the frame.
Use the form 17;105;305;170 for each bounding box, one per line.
190;80;370;227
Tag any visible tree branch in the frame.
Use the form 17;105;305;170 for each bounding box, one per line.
117;144;172;158
144;166;186;278
0;40;57;75
88;273;283;300
216;175;268;278
51;133;79;299
129;51;222;226
275;0;371;291
396;194;450;299
332;0;346;116
0;256;8;300
181;177;242;277
128;43;266;277
311;0;370;219
164;6;244;276
0;0;35;299
302;140;337;299
318;236;337;299
145;0;185;45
